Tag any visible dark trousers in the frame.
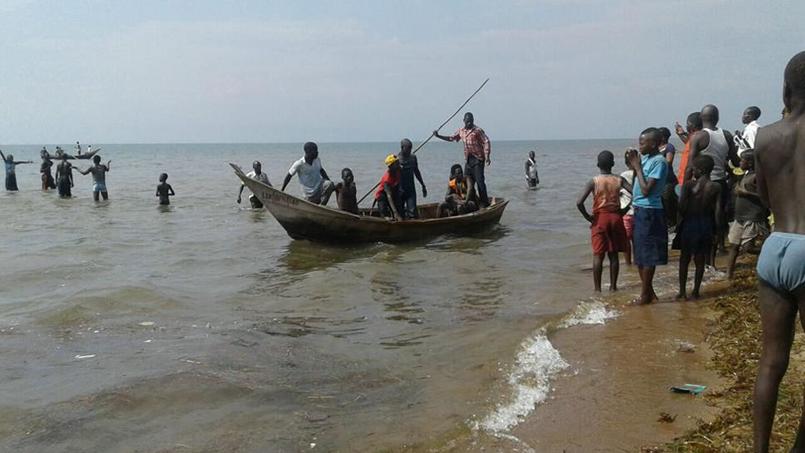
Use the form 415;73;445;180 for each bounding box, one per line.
401;189;418;219
464;155;489;207
377;190;403;218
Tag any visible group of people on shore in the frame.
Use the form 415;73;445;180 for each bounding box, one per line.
239;112;493;220
577;103;770;303
576;51;805;453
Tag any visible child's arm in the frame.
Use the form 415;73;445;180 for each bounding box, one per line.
168;184;175;196
76;167;91;175
0;150;5;162
106;161;111;171
575;179;595;224
156;186;160;197
678;181;692;215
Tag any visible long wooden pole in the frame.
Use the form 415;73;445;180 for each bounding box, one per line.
356;78;490;205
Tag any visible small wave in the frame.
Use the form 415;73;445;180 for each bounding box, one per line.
478;332;569;433
559;300;619;328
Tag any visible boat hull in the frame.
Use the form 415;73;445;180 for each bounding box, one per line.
232;164;507;243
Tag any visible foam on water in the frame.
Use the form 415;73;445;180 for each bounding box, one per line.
559;299;619;328
478;332;569;433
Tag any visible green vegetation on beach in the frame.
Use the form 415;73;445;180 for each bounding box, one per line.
654;261;805;452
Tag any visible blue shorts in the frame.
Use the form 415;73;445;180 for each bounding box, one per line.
633;207;668;267
757;232;805;293
93;182;107;193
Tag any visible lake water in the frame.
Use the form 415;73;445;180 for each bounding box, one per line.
1;139;648;451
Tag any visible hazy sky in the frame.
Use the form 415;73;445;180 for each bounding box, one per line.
1;0;803;143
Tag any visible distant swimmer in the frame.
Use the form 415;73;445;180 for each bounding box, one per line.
525;151;539;189
1;150;33;191
281;142;335;205
55;154;74;198
576;150;631;292
156;173;175;205
433;112;491;207
374;154;403;220
40;148;56;191
673;155;721;300
335;168;359;214
734;106;761;156
237;160;271;209
752;51;805;453
627;128;669;304
76;155;111;201
398;138;427;219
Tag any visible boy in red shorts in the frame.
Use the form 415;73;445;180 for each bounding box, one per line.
577;150;632;291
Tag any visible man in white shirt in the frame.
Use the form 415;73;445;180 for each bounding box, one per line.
735;106;761;156
237;160;272;208
281;142;335;205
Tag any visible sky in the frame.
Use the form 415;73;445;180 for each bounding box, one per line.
1;0;804;143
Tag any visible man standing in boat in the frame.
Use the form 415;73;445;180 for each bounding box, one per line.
397;138;427;219
281;141;335;205
433;112;491;208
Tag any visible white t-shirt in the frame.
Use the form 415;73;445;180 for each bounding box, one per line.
243;170;271;196
288;157;323;197
738;120;759;156
619;169;634;215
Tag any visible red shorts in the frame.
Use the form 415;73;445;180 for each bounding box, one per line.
622;214;634;240
591;211;629;255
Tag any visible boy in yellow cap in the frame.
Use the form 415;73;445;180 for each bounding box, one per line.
375;154;403;219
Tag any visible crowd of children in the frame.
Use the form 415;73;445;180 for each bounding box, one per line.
577;107;772;302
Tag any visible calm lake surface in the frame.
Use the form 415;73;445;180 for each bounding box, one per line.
1;139;645;451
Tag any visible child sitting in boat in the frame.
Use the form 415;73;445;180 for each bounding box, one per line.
438;164;478;217
335;168;359;214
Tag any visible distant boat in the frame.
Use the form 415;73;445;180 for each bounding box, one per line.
231;163;508;243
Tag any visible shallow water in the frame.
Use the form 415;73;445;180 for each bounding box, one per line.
1;139;644;451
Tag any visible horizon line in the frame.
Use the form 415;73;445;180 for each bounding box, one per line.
2;137;640;146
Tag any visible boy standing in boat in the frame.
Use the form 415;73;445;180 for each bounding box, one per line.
576;150;631;292
375;154;403;220
237;160;271;209
281;142;335;205
397;138;427;219
335;168;359;214
673;155;721;300
433;112;491;207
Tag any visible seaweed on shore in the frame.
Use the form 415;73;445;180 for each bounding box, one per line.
648;262;805;453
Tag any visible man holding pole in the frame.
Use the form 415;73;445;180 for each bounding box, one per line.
433;112;491;208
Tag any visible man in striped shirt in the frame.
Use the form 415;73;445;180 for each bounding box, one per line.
433;112;491;207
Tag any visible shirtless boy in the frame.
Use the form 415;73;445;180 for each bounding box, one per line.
335;168;359;214
156;173;175;205
77;155;111;201
673;155;722;300
55;155;74;198
752;51;805;453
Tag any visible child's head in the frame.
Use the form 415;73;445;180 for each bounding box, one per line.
623;150;633;169
159;173;168;182
528;150;536;160
341;167;354;184
252;160;262;172
5;154;12;161
450;164;463;180
658;127;671;145
597;150;615;171
93;155;101;164
638;128;660;155
692;155;714;179
740;151;755;171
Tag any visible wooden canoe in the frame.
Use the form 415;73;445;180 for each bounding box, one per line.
231;163;508;243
